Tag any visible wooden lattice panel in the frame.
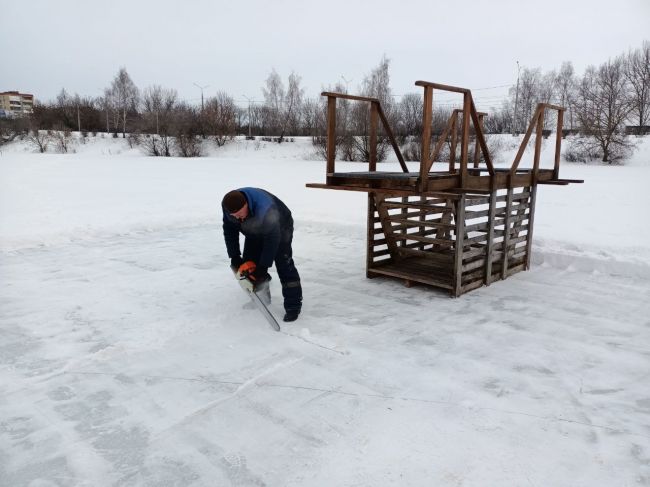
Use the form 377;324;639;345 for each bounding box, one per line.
366;187;537;296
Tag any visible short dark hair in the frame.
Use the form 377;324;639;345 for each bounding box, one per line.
222;190;246;213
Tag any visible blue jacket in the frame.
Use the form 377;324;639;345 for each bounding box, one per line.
222;188;293;268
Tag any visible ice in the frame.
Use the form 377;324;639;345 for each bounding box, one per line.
1;135;649;486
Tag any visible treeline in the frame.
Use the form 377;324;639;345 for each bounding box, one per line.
1;41;648;162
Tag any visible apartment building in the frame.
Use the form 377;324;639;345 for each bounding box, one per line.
0;91;34;117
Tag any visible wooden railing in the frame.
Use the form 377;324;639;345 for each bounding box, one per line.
321;92;409;175
415;81;495;191
322;82;573;192
510;103;565;182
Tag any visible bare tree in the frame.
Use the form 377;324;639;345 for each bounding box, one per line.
278;71;304;141
52;127;72;153
140;85;177;156
397;93;423;141
262;69;284;135
204;92;237;146
625;41;650;130
556;61;578;129
539;70;558;129
575;56;634;163
349;55;392;161
106;67;139;138
54;89;77;130
510;67;542;131
173;102;202;157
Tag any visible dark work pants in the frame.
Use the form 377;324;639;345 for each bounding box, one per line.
242;227;302;313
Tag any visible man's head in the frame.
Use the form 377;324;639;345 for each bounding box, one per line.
222;190;249;221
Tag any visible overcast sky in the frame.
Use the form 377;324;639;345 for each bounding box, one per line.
2;0;648;110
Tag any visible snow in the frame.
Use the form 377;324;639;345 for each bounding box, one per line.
1;135;649;486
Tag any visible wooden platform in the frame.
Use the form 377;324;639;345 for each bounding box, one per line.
308;81;583;296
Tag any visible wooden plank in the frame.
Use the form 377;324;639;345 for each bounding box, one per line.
506;262;526;277
449;112;458;174
372;248;391;258
465;208;490;219
450;188;492;195
425;112;454;174
392;233;455;248
554;110;563;179
462;257;488;273
366;193;375;277
460;279;485;294
369;102;378;172
533;109;543;184
510;105;540;174
469;100;495;174
388;217;455;229
395;246;454;263
374;194;399;258
462;267;488;284
501;186;514;280
321;91;378;103
420;86;433;192
388;208;449;219
384;201;454;211
472;113;482;169
453;195;466;297
537;180;569;185
525;186;537;270
553;178;584;183
367;267;454;290
377;103;408;173
415;81;470;94
459;93;472;188
326;96;336;174
465;221;489;233
540;103;566;112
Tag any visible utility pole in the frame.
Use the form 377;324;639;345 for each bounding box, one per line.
194;82;209;138
513;61;521;135
243;95;253;139
193;82;209;112
341;75;352;93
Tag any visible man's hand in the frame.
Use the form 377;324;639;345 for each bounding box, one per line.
230;256;243;271
237;260;257;277
250;266;269;283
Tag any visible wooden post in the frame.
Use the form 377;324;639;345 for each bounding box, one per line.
453;194;466;297
326;96;336;177
366;193;375;278
449;113;458;174
525;186;537;270
369;102;378;172
553;110;564;180
510;105;540;174
420;86;433;192
427;112;455;175
485;177;497;285
469;101;495;174
377;104;408;172
533;109;544;185
459;93;471;188
374;194;399;259
501;178;514;280
473;114;485;168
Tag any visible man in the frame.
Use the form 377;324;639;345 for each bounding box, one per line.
222;187;302;322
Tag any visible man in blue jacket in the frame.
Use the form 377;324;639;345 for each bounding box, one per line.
222;188;302;322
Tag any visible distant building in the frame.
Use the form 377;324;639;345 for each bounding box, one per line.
625;125;650;136
0;91;34;117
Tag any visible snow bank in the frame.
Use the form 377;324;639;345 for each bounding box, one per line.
1;135;649;279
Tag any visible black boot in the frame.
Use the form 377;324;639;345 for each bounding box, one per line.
283;310;300;322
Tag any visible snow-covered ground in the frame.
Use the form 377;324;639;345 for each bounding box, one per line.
1;135;649;486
